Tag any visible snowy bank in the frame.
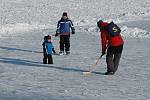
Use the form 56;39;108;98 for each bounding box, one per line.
79;25;150;38
0;22;150;38
121;26;150;38
1;0;150;38
0;23;50;37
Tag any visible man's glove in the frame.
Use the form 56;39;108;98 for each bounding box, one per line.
72;31;75;34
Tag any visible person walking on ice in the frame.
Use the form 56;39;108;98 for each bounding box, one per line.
55;12;75;55
97;20;124;75
42;35;56;64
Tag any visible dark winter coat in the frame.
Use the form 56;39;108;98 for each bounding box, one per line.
56;18;75;35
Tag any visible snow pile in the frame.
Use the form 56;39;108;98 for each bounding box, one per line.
121;26;150;38
0;23;49;37
0;0;150;38
81;25;150;38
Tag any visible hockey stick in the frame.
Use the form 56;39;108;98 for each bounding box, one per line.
83;55;103;75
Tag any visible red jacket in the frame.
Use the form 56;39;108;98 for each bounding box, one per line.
99;22;124;52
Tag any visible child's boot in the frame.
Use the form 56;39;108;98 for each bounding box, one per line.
43;58;47;64
59;51;64;55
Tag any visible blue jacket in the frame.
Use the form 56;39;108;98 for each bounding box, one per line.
43;42;55;54
56;18;75;35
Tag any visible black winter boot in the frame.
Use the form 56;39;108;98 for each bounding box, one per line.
104;71;115;75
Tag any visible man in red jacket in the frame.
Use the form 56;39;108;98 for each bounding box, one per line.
97;20;124;75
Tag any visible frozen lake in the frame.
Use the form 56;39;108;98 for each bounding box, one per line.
0;29;149;100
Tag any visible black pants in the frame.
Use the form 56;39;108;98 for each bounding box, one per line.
43;54;53;64
60;35;70;52
106;45;123;73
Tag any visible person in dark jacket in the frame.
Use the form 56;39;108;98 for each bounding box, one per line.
55;12;75;55
43;35;56;64
97;20;124;75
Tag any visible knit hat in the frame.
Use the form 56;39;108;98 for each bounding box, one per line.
62;12;67;16
47;35;51;39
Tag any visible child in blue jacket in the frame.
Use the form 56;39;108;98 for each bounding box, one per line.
42;35;56;64
55;12;75;55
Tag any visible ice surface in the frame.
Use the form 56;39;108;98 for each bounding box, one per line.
0;0;150;100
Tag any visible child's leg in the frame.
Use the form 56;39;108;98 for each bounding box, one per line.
48;54;53;64
65;36;70;53
60;36;65;53
43;54;48;64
